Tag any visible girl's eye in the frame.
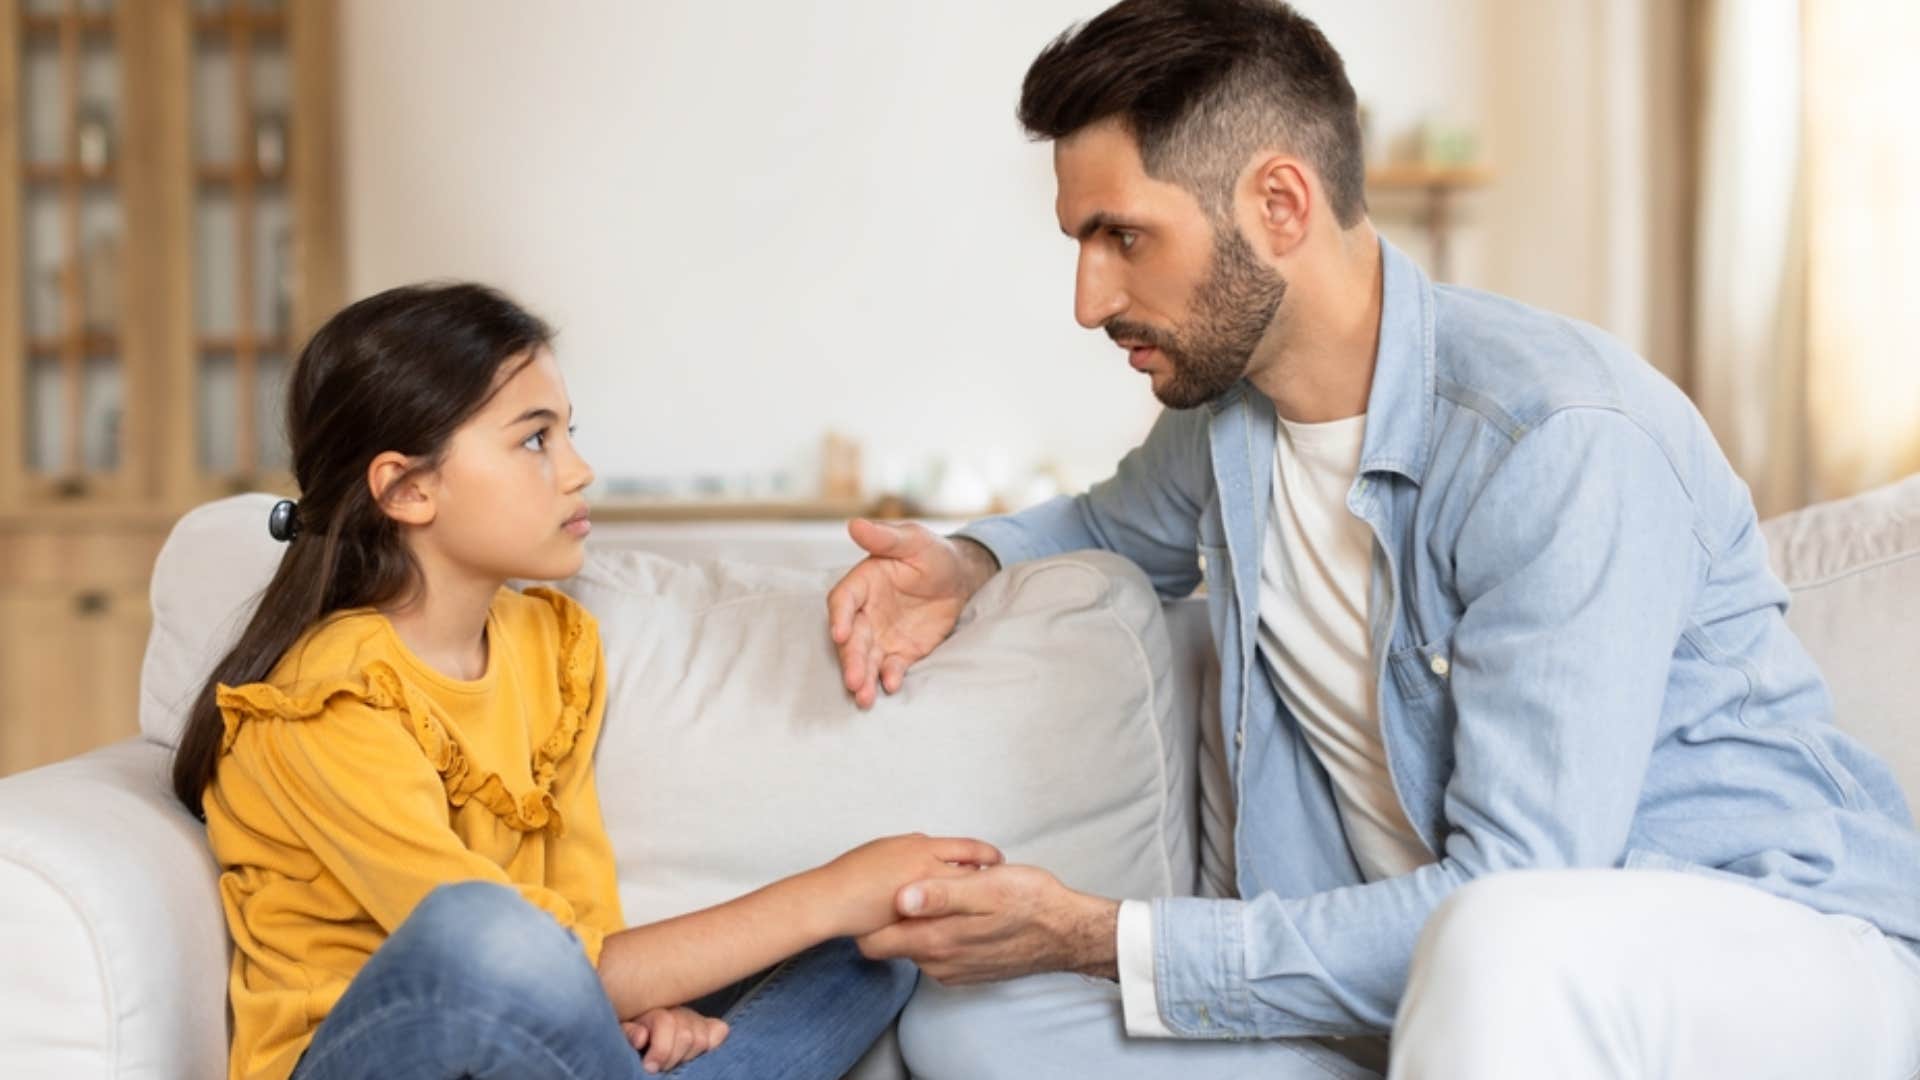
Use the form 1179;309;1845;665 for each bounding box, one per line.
522;429;548;452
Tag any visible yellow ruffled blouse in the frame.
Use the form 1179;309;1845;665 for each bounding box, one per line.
203;586;625;1080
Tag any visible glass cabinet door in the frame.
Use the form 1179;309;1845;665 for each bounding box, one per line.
15;0;126;499
192;0;292;488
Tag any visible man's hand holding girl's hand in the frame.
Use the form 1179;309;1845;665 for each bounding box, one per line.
855;864;1121;986
813;833;1003;938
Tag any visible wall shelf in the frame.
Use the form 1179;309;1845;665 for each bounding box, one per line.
1365;163;1494;281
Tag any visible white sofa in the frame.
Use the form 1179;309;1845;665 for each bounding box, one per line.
1;475;1916;1079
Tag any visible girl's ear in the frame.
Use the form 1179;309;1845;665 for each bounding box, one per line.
368;451;437;527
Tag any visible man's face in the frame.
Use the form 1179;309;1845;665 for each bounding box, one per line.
1054;119;1287;409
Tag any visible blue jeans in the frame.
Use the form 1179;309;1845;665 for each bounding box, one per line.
290;881;916;1079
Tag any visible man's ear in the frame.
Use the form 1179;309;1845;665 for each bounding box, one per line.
368;451;437;527
1247;154;1313;258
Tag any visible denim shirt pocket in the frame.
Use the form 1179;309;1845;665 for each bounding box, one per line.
1196;543;1229;598
1389;625;1457;703
1196;499;1229;597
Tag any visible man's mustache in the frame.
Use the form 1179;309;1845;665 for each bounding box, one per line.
1105;321;1179;353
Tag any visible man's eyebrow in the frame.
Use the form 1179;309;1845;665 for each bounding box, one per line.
1064;211;1134;241
505;405;573;428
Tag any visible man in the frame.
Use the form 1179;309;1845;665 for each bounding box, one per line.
826;1;1920;1076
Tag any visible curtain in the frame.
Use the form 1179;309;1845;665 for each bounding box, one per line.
1802;0;1920;501
1691;0;1809;517
1692;0;1920;514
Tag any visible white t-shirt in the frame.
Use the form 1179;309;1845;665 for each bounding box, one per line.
1118;411;1432;1037
1254;411;1430;882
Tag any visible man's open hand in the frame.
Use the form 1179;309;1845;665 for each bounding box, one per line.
826;521;997;708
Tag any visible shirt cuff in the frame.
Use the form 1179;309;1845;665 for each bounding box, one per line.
1117;899;1176;1037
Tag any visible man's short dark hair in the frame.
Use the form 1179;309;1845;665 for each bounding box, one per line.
1018;0;1367;228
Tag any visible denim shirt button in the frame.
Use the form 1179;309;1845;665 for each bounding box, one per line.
1429;654;1451;677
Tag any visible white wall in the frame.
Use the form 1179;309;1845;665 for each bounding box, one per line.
339;1;1508;498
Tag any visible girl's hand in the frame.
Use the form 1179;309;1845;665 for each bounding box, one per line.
816;832;1004;938
622;1007;729;1074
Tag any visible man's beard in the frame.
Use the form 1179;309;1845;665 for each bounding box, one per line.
1107;226;1287;409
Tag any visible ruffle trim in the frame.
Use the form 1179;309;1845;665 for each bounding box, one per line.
215;588;599;836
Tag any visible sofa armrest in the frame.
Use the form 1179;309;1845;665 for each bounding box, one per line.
0;738;229;1078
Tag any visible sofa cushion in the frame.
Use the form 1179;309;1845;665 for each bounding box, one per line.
561;546;1199;925
138;495;1200;927
1761;473;1920;800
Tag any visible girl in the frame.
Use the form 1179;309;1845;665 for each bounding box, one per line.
171;283;999;1079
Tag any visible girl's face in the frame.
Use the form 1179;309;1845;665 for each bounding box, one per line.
404;347;597;584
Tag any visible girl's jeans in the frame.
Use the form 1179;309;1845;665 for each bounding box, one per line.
289;880;916;1079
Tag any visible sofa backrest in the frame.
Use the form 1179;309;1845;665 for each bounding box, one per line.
1761;473;1920;801
137;477;1920;907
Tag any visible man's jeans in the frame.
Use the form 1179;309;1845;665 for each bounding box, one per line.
289;881;916;1079
1392;869;1920;1079
899;870;1920;1080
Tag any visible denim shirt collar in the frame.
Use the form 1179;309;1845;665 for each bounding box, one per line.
1358;235;1438;485
1204;235;1437;487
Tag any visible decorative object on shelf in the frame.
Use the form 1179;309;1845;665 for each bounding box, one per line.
1419;116;1479;169
820;431;863;500
81;231;119;334
1016;463;1063;510
252;110;287;179
76;104;112;178
923;455;994;518
197;356;239;475
84;395;121;473
30;261;64;337
1365;149;1493;285
26;357;64;472
270;225;294;334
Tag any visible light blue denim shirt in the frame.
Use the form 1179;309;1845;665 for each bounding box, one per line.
960;237;1920;1039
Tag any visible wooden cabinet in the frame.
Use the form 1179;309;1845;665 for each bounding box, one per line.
0;579;153;772
0;0;340;776
0;518;168;773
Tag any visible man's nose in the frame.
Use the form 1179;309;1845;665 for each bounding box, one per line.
1074;249;1126;330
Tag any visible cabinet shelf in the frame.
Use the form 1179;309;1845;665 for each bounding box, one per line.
196;164;287;188
19;12;113;39
198;334;290;353
191;10;285;36
26;332;120;357
23;161;116;187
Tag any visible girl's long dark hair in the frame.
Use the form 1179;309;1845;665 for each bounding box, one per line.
171;283;553;818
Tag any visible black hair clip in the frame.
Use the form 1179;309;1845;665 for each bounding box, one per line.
268;499;301;543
